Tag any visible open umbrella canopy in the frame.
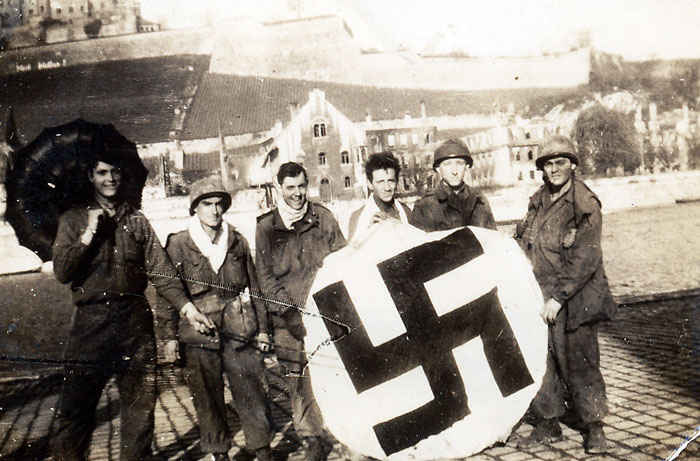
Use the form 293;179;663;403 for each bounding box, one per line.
5;119;147;262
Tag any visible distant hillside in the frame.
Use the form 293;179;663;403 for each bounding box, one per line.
590;49;700;111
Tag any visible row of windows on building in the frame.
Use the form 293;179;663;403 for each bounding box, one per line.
318;149;360;166
320;176;353;189
3;0;121;16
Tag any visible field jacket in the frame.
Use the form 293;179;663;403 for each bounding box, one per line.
516;179;617;330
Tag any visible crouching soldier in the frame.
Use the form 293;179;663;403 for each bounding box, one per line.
164;177;274;461
411;138;496;231
515;136;617;454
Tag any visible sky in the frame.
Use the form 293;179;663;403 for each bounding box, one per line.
140;0;700;61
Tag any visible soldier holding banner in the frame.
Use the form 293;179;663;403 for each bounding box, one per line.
347;152;412;242
410;138;496;231
255;162;346;461
515;136;617;454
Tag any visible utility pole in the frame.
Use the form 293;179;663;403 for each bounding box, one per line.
218;118;231;190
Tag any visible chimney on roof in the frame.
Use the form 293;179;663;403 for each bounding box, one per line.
420;101;427;119
310;89;326;109
289;102;299;119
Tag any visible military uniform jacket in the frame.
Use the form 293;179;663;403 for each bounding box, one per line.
410;181;497;231
517;178;617;331
164;226;269;340
255;202;346;333
52;201;189;311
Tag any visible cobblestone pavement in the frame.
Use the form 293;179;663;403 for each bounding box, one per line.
1;296;698;461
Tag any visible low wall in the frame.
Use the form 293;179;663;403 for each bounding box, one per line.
486;170;700;222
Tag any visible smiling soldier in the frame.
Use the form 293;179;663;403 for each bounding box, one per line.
514;135;617;454
347;152;411;241
410;138;496;231
255;162;346;461
50;151;209;461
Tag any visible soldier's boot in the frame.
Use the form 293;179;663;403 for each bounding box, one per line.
255;446;273;461
304;436;333;461
516;418;563;448
584;423;607;454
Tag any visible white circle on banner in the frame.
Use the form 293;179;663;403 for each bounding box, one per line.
303;221;547;460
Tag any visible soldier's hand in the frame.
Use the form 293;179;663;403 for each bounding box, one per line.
163;339;180;363
87;208;104;232
256;332;272;352
540;298;562;324
80;208;104;245
181;302;215;334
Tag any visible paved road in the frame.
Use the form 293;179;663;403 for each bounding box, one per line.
1;296;698;461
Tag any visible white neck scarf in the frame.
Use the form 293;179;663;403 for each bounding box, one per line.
276;197;308;230
188;216;229;273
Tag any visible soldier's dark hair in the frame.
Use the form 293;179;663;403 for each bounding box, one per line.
365;152;401;182
277;161;308;185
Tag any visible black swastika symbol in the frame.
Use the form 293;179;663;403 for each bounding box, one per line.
313;228;534;455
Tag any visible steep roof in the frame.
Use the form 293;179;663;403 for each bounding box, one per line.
182;73;583;140
1;54;210;145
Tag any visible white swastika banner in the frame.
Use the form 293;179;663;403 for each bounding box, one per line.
303;222;547;460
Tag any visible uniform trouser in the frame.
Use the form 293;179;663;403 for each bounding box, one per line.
273;328;325;438
531;318;608;425
50;300;157;461
183;342;274;453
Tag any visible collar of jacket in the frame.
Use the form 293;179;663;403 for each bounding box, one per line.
88;199;133;222
533;178;599;218
181;222;240;255
435;180;467;202
271;201;320;232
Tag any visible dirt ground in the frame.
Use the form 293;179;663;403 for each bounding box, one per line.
600;201;700;297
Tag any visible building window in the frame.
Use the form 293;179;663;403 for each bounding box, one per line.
518;172;523;181
341;151;350;164
318;152;326;165
56;7;61;14
344;176;351;188
400;133;408;146
80;5;84;11
529;170;535;179
425;133;431;144
40;5;44;12
527;150;533;160
313;123;327;138
29;8;33;14
387;134;395;146
412;133;419;145
525;132;531;139
69;6;74;12
515;152;520;161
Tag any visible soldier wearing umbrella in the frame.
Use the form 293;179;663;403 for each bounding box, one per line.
514;136;617;454
46;128;212;460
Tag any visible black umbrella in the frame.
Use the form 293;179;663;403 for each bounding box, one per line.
5;119;148;262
